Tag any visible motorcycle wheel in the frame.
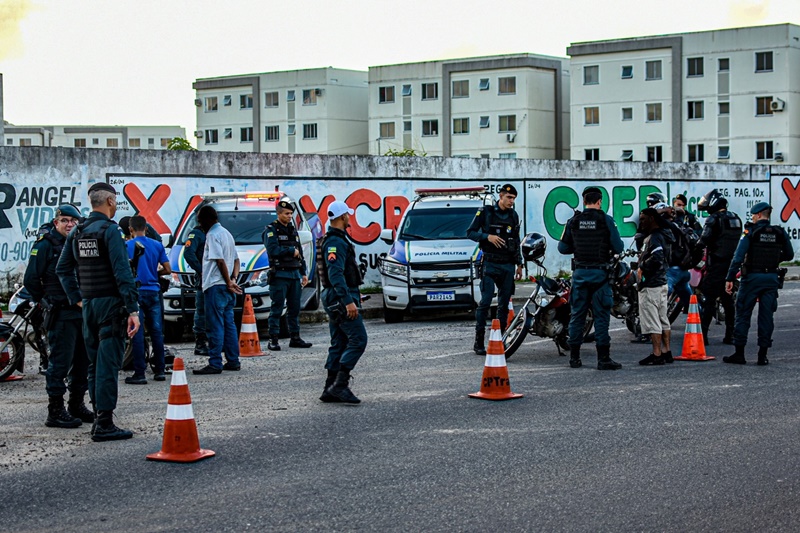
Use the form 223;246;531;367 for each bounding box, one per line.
502;308;532;360
667;292;682;324
625;307;641;336
0;333;25;381
561;309;595;350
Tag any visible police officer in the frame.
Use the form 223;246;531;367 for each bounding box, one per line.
317;201;367;404
183;223;208;356
57;182;140;442
23;205;93;428
466;184;523;355
558;186;624;370
696;189;742;345
723;202;793;365
263;200;312;351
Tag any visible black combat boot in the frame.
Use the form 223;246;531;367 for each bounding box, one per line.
569;346;582;368
722;326;735;345
326;369;361;404
67;394;95;423
596;345;622;370
289;333;312;348
267;335;281;351
319;370;342;403
194;334;209;356
473;329;486;356
91;411;133;442
45;396;82;428
757;346;769;366
722;345;746;365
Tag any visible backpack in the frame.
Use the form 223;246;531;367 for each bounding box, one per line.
669;221;701;270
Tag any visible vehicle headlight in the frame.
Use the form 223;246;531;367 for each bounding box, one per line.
257;270;270;285
534;293;551;308
379;260;407;279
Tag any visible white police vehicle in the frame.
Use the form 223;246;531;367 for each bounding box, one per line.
378;186;495;323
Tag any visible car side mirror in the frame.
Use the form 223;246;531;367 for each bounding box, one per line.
380;228;394;245
297;230;313;244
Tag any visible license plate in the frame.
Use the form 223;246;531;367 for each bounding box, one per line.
427;291;455;302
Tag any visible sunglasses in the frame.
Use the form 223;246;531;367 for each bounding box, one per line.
57;218;78;225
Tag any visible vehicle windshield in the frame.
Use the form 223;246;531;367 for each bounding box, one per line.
398;207;477;241
177;210;277;246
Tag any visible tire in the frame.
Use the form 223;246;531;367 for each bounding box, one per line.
163;321;184;343
383;303;404;324
304;276;321;311
0;333;25;381
502;308;531;360
667;292;682;324
278;313;290;338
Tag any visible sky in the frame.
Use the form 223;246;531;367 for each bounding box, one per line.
0;0;798;144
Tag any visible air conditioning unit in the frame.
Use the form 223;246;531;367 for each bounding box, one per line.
775;151;784;162
194;98;203;107
314;88;323;96
194;130;204;138
771;98;785;112
506;133;516;143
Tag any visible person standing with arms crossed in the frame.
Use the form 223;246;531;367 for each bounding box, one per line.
57;182;140;442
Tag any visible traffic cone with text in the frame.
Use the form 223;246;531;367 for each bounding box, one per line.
147;357;215;463
239;294;266;357
469;319;524;401
674;295;715;361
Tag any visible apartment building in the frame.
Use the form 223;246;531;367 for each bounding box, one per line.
369;54;570;159
3;124;185;149
193;68;369;155
568;24;800;165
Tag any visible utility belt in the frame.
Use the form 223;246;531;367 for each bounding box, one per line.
481;252;516;265
572;260;611;271
99;306;130;341
742;266;779;275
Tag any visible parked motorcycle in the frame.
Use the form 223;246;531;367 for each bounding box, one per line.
608;248;641;336
7;285;49;375
502;233;593;359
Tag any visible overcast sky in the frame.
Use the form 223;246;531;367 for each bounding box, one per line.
1;0;797;142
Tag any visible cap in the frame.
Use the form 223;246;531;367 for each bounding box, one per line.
277;200;295;212
499;183;517;196
88;182;116;195
55;204;81;219
582;186;602;198
327;201;354;220
750;201;771;215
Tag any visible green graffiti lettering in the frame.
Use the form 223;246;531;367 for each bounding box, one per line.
543;186;580;239
611;186;637;237
638;184;663;211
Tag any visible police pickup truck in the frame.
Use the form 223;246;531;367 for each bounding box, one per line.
378;186;495;323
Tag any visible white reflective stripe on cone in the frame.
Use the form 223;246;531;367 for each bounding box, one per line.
686;322;702;334
241;322;258;333
485;354;507;368
171;371;187;386
166;403;195;421
488;329;502;343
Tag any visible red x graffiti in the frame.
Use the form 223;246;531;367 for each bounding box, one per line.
780;178;800;223
123;183;172;234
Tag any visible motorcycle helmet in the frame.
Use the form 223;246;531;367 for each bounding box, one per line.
697;188;728;213
521;232;547;262
645;192;666;207
614;260;631;283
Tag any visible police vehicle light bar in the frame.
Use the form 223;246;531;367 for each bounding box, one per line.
202;191;284;201
414;186;487;197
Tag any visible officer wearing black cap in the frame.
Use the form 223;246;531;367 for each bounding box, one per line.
57;182;140;442
24;204;94;428
558;186;624;370
723;202;793;365
467;183;523;355
263;199;312;351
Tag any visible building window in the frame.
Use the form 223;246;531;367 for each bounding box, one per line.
287;124;296;136
92;138;99;145
129;138;141;148
620;150;634;161
106;138;119;148
479;116;490;128
5;138;11;145
403;120;411;132
453;118;469;135
646;60;662;80
756;96;774;116
422;82;438;100
478;78;490;91
265;125;279;141
646;103;662;122
718;58;730;72
687;101;704;120
621;107;633;121
585;148;599;161
303;123;318;139
204;96;218;112
224;128;233;139
240;127;253;142
688;144;704;162
379;86;395;103
499;115;517;132
719;102;730;115
687;57;704;77
223;95;232;106
379;122;395;138
74;138;86;148
583;65;599;85
161;138;169;148
19;138;32;146
422;119;438;136
302;89;317;105
240;94;253;109
621;65;633;79
401;84;412;96
584;107;599;126
718;146;730;159
498;76;516;95
287;90;295;102
148;138;155;147
498;153;517;159
647;146;663;162
480;153;490;159
452;80;469;98
756;141;774;160
264;91;279;107
204;130;218;145
755;51;773;73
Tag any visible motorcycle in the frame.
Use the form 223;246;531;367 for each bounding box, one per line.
608;248;642;337
7;285;50;375
502;233;593;359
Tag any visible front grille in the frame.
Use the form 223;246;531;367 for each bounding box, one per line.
409;261;472;271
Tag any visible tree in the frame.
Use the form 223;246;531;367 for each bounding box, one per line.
384;147;427;157
166;137;196;151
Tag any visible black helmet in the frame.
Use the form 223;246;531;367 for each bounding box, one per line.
697;189;728;213
521;232;547;262
645;192;666;207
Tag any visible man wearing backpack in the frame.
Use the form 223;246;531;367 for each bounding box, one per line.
661;203;699;316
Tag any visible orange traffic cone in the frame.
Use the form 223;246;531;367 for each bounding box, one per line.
239;294;266;357
469;319;524;401
674;295;715;361
147;357;215;463
507;301;515;325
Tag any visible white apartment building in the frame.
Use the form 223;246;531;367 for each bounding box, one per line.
193;68;369;155
369;54;570;159
568;24;800;165
3;124;185;149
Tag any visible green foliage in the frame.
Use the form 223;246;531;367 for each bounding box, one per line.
384;147;427;157
166;137;196;151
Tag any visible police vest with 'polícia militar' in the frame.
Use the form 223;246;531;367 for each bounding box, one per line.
267;221;303;270
570;209;612;266
744;223;786;274
73;219;121;298
316;229;362;290
708;211;742;260
478;206;520;264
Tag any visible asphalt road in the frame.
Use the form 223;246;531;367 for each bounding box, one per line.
3;283;800;532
